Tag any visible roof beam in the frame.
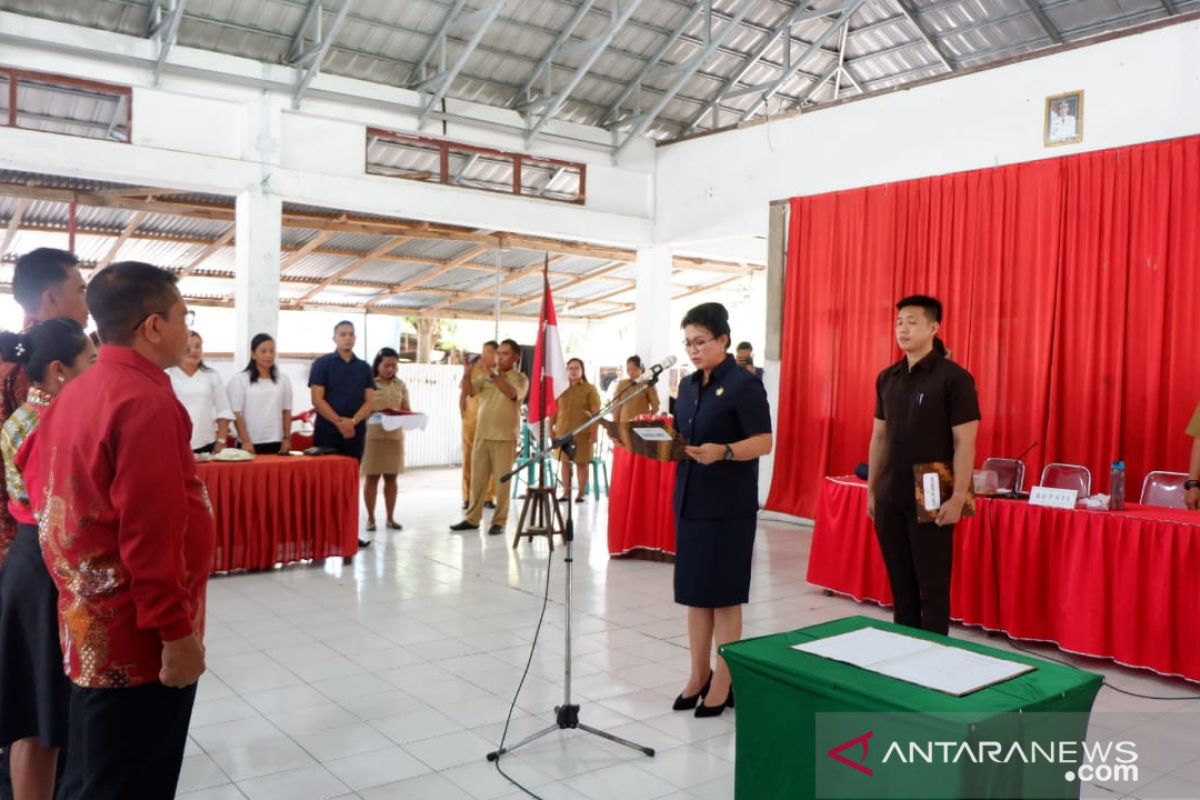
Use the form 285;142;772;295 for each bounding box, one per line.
615;0;755;154
523;0;645;147
414;0;508;128
601;2;706;126
287;0;326;64
0;199;29;259
1161;0;1178;13
97;211;148;271
892;0;958;70
178;223;235;277
1020;0;1063;44
293;0;355;107
151;0;189;86
681;0;858;134
459;259;631;312
279;230;338;270
293;235;410;303
513;0;597;108
366;244;490;307
426;254;573;311
737;0;869;124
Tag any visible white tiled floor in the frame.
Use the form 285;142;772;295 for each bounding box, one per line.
177;468;1200;799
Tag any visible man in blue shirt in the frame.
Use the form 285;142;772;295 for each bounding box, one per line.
309;321;375;543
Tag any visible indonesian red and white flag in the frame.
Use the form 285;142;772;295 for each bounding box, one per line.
528;273;568;424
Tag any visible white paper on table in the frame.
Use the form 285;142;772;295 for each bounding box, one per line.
369;412;428;432
792;627;935;668
792;628;1032;696
631;427;674;442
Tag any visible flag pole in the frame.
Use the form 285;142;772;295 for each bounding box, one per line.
539;253;549;496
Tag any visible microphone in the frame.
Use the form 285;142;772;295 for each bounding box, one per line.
1012;441;1039;462
634;355;677;384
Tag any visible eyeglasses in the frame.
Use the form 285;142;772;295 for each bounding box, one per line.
130;309;195;331
682;337;714;351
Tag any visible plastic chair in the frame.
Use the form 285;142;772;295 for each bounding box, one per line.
589;432;611;500
1039;463;1092;498
1139;471;1189;509
981;457;1026;493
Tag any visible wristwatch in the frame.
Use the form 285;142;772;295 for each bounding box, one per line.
723;444;734;461
1186;480;1200;491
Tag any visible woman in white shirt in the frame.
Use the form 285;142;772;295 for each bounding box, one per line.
227;333;293;455
167;331;235;453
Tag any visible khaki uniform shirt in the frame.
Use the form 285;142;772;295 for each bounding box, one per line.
613;378;660;424
554;381;602;438
1187;401;1200;438
368;378;409;441
473;368;529;442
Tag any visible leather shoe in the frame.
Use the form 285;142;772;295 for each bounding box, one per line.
357;539;371;549
672;671;712;711
488;524;504;536
484;500;496;509
695;686;733;718
449;520;479;531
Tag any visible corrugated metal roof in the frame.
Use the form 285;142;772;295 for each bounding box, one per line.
5;0;1191;145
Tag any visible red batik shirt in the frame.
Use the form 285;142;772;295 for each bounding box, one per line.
28;346;215;689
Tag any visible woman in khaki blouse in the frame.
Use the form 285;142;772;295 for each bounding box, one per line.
612;355;661;424
363;347;410;531
554;358;601;502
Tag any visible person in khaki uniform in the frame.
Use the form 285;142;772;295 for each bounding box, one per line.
554;358;601;502
450;339;528;535
612;355;660;426
459;341;497;510
362;347;410;534
1185;401;1200;510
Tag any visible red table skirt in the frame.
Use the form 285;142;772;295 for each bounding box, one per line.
607;446;676;558
197;455;359;572
809;476;1200;681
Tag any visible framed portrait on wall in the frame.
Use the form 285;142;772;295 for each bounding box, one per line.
1044;90;1084;147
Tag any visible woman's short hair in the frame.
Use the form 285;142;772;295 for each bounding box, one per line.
680;302;731;347
372;347;400;377
0;318;90;384
244;333;277;383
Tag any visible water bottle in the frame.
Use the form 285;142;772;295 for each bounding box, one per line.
1109;461;1125;511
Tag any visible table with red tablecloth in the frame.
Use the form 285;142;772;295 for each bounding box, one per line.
607;445;676;559
809;475;1200;681
197;455;359;572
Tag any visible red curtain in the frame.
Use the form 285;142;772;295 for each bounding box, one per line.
766;135;1200;518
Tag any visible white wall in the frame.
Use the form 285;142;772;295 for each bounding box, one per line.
654;18;1200;246
0;11;655;248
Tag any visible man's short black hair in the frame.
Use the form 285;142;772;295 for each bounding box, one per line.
736;341;753;352
87;261;180;345
499;338;520;353
334;320;355;332
483;340;499;349
13;248;79;315
895;294;943;324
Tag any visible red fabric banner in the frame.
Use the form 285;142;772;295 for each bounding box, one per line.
767;135;1200;518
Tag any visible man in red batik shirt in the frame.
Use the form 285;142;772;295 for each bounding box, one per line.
30;261;213;800
0;248;88;568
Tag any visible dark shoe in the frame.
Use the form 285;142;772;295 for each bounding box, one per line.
695;686;733;718
672;671;713;711
461;500;469;510
574;495;586;503
386;520;402;531
487;524;504;536
449;520;479;531
357;539;372;549
558;495;570;503
484;500;496;509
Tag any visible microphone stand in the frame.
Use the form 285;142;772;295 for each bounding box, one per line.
486;374;666;763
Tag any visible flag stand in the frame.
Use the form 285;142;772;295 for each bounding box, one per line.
487;256;654;767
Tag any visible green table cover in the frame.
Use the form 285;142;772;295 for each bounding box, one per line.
720;617;1103;800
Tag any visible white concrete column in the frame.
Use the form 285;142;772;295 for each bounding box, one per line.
634;244;674;410
234;186;282;366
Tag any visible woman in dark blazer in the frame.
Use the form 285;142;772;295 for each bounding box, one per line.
672;302;772;718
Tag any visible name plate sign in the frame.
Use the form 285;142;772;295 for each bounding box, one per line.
1029;486;1078;509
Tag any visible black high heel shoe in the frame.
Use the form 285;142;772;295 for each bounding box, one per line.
695;685;734;718
672;671;713;711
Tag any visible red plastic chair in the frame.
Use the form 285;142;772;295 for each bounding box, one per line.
1139;471;1189;509
981;457;1026;493
1039;463;1092;498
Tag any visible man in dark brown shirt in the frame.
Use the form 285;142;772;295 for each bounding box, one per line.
867;295;980;635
